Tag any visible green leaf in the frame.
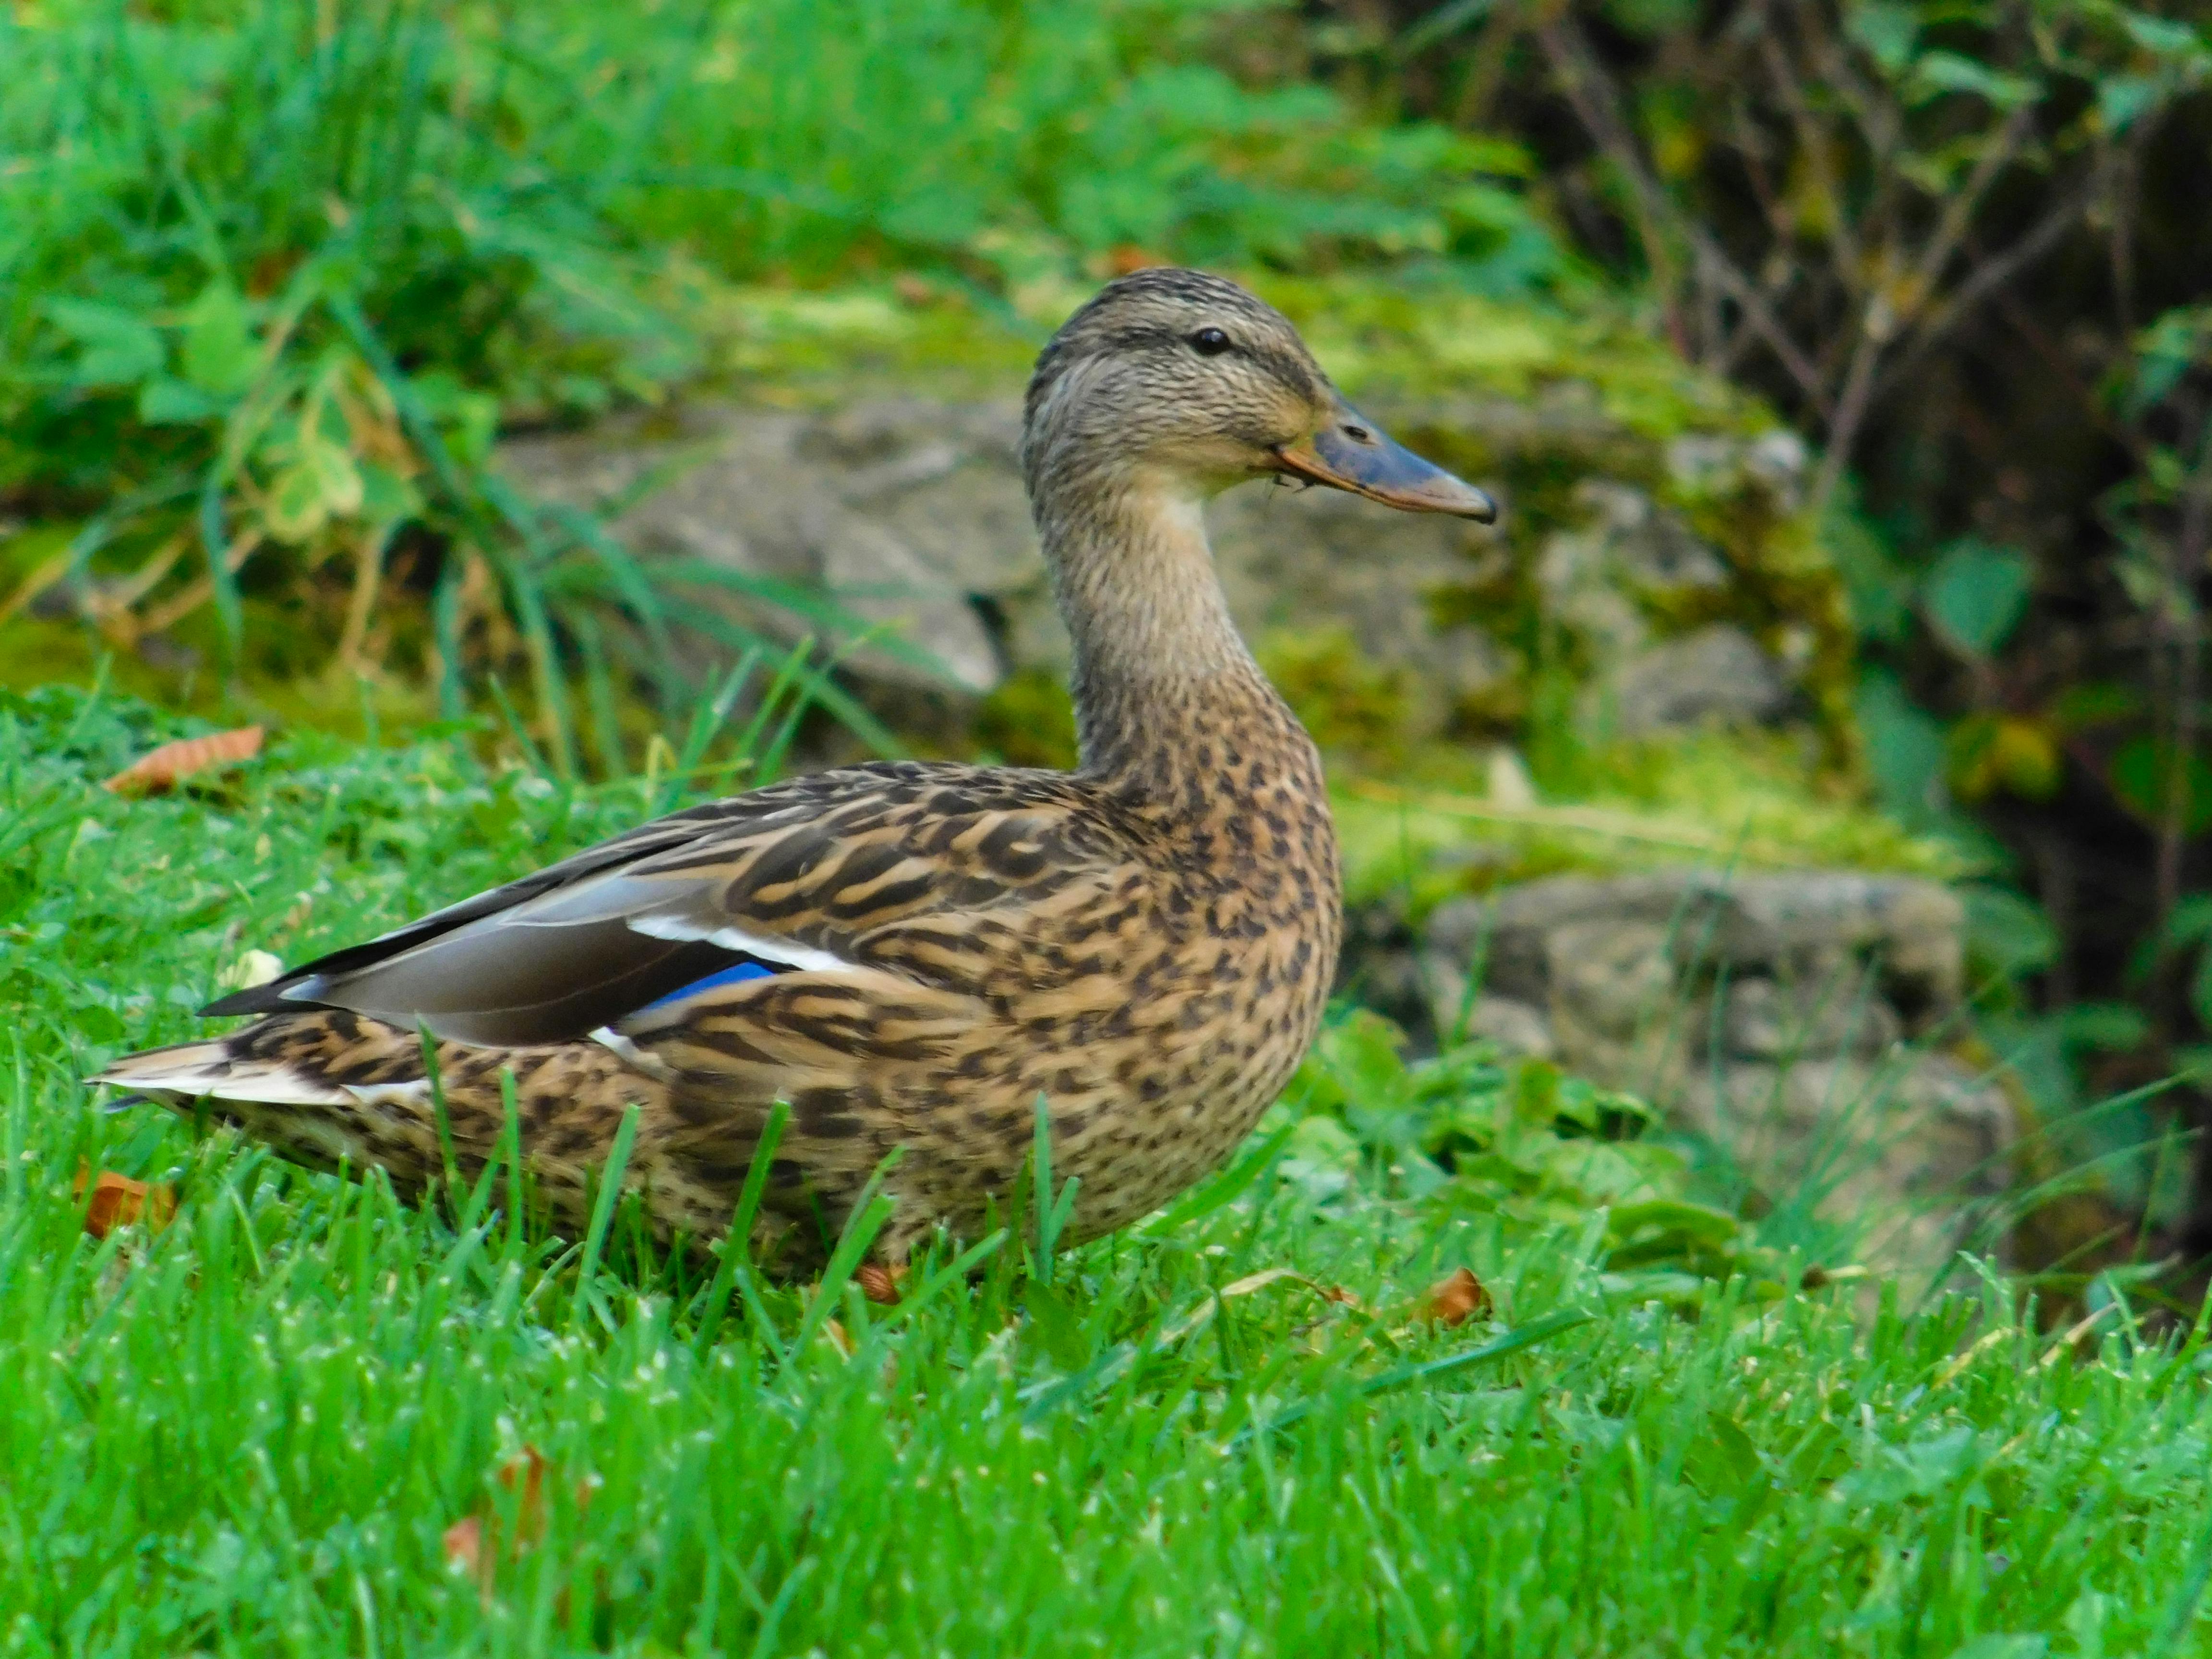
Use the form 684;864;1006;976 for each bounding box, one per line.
137;378;224;425
1911;51;2036;108
1856;672;1951;827
1922;539;2031;660
263;463;330;544
2119;12;2208;61
1609;1199;1742;1249
46;299;165;388
1844;1;1918;73
1963;885;2057;976
405;370;500;469
2057;1002;2151;1054
2159;895;2212;952
303;438;365;519
2047;681;2142;731
180;285;260;397
1943;1637;2046;1659
1682;1416;1765;1498
2109;736;2212;836
356;461;424;527
2098;74;2165;135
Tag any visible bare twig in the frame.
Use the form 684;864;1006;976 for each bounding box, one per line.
1535;12;1831;405
1534;14;1690;355
1884;164;2113;387
1755;10;1864;282
2158;404;2212;930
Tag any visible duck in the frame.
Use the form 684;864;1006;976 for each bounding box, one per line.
94;268;1497;1274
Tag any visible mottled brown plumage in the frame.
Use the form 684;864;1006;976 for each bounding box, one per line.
95;269;1495;1271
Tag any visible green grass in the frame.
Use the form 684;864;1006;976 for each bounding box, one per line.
5;682;2212;1655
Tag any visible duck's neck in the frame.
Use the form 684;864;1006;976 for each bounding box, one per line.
1036;473;1307;791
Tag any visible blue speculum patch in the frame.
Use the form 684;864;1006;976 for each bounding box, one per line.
636;960;776;1011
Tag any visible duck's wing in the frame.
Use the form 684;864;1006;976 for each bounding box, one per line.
204;761;1128;1046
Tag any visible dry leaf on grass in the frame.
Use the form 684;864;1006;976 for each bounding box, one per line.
441;1446;596;1606
1105;244;1166;276
1417;1268;1491;1328
1216;1268;1360;1310
102;725;264;795
856;1262;907;1305
74;1164;176;1239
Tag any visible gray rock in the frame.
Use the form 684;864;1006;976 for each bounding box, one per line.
1721;974;1902;1062
495;392;1821;735
1419;866;1997;1285
498;406;1004;693
1465;995;1558;1060
1673;1050;2012;1280
1427;869;1965;1020
498;395;1523;717
1422;986;1559;1060
1535;480;1732;670
1667;428;1808;512
1598;624;1791;736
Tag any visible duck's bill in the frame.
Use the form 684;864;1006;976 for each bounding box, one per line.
1272;410;1497;521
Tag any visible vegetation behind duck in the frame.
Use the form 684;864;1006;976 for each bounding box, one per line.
94;269;1497;1273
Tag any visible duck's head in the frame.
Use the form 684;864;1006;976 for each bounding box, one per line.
1022;267;1496;523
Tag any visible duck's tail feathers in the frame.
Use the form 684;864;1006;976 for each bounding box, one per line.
90;1037;358;1108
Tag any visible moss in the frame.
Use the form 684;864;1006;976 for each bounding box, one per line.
1255;627;1415;771
971;666;1079;770
1334;725;1962;919
1245;277;1760;442
699;284;1042;407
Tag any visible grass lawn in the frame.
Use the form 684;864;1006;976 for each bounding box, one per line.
4;682;2212;1657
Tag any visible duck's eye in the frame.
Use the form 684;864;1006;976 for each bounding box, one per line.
1189;327;1232;357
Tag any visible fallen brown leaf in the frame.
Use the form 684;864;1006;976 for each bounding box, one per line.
856;1262;907;1305
103;725;264;795
439;1515;489;1585
1418;1267;1491;1328
441;1446;595;1606
74;1164;176;1239
1105;244;1166;276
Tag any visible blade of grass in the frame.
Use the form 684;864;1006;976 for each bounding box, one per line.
570;1103;641;1332
692;1100;790;1356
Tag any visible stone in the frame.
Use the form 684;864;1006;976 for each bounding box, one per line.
1667;428;1808;512
1534;480;1731;670
1420;867;2001;1286
1426;870;1966;1024
1598;624;1791;736
499;404;1007;695
1463;995;1558;1060
496;391;1826;752
1672;1052;2012;1279
1721;974;1903;1061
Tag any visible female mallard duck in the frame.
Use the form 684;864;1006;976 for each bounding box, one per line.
96;269;1495;1271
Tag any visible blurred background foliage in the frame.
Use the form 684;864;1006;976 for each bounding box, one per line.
1334;0;2212;1244
4;0;2212;1247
